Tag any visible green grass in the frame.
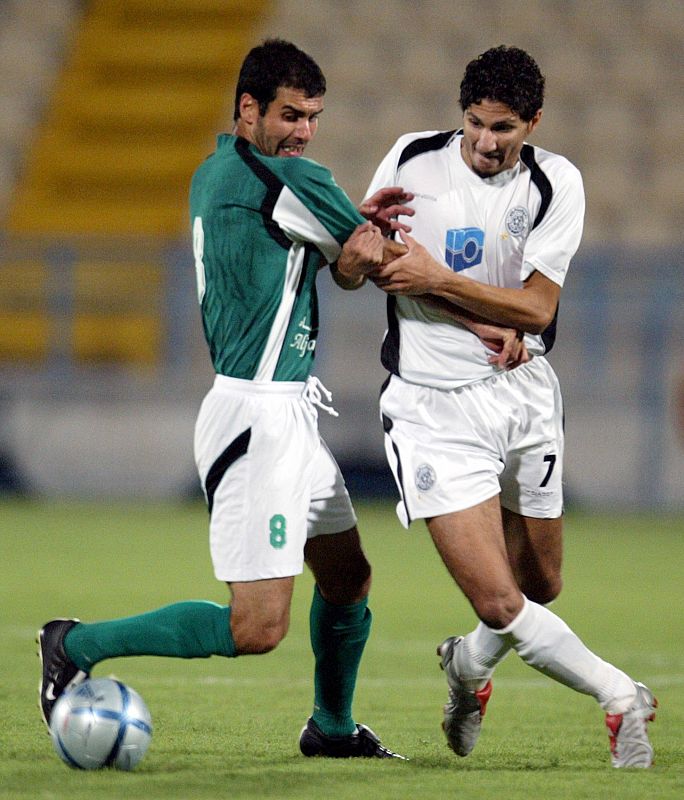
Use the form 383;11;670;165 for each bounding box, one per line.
1;499;682;799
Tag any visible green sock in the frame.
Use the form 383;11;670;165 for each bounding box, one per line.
309;585;372;737
64;601;236;670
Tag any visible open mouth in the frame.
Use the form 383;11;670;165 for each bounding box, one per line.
278;144;305;156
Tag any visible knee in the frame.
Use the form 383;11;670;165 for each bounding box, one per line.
318;556;372;605
522;574;563;606
344;555;372;599
231;615;289;655
473;591;524;630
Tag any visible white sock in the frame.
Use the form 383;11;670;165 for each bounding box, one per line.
501;597;637;713
453;622;513;691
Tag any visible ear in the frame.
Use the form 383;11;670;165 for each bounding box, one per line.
238;93;260;125
527;109;543;135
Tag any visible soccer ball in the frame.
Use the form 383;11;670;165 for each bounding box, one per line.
48;678;152;770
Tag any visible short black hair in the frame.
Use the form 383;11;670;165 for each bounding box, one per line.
459;45;545;121
233;38;326;121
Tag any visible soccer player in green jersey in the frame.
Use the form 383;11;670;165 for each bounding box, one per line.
38;39;411;759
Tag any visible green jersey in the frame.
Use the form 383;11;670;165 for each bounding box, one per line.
190;134;365;381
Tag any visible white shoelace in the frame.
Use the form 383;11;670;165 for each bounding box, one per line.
303;375;339;417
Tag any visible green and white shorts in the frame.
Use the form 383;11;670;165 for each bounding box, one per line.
194;374;356;582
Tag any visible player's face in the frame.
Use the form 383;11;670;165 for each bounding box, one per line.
241;87;324;157
461;100;542;177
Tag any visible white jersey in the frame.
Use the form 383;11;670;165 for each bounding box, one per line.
366;130;585;389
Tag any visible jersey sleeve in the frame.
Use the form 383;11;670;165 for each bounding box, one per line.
364;132;439;197
274;158;365;264
365;141;402;197
521;157;585;287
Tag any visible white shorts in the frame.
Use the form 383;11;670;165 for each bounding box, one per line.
380;358;564;527
194;375;356;582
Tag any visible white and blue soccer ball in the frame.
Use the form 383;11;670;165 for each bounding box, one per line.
48;678;152;770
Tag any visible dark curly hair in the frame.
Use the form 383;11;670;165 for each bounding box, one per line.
233;38;326;121
459;46;545;121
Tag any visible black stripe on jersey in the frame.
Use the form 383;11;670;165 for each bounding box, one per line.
380;295;401;376
520;144;558;351
520;144;553;230
205;427;251;514
380;407;412;526
397;130;457;169
541;310;558;352
234;137;291;249
297;243;320;340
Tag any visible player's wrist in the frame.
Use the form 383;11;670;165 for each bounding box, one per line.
331;261;366;289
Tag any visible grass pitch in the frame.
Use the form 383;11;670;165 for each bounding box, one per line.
1;499;682;799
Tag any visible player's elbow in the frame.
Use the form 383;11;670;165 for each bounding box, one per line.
526;316;552;335
524;304;557;334
520;274;560;334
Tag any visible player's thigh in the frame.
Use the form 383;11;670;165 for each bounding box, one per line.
427;496;524;627
502;508;563;603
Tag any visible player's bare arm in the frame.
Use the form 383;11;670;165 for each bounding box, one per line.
358;186;415;235
374;231;560;334
422;295;530;370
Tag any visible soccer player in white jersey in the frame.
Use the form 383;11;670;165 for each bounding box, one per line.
37;39;412;760
364;45;657;767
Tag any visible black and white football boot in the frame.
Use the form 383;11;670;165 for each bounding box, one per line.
299;717;406;759
37;618;89;728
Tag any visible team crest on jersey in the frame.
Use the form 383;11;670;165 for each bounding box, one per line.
505;206;529;236
415;463;436;492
